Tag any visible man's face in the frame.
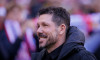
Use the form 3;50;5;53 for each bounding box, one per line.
37;14;59;48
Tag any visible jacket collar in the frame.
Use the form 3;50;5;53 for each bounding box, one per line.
57;26;85;60
37;49;46;60
66;26;85;45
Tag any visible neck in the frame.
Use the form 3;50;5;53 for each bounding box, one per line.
47;35;66;53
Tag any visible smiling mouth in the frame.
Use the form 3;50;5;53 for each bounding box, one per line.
38;33;47;40
39;37;47;44
39;37;47;41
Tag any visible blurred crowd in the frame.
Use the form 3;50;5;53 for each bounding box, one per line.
0;0;100;60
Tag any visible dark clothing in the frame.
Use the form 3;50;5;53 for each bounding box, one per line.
31;26;97;60
94;46;100;60
42;44;63;60
0;27;22;60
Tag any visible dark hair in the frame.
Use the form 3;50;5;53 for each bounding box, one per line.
38;7;70;29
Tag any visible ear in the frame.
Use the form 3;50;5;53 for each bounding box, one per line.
58;24;66;35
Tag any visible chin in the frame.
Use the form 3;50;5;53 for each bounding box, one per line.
39;43;46;48
39;46;45;49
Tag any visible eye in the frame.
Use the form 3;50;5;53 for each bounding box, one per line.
43;23;48;27
37;24;40;28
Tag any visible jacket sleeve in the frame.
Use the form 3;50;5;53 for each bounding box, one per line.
80;50;97;60
0;37;22;60
9;37;22;57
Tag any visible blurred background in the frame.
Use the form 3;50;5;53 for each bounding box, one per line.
0;0;100;60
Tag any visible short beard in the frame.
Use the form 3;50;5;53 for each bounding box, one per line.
45;30;58;50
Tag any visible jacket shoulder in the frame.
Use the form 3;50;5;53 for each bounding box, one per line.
78;49;97;60
31;53;39;60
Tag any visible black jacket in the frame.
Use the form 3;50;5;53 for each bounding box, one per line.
0;28;22;60
31;26;97;60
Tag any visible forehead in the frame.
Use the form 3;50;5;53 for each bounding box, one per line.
38;14;53;24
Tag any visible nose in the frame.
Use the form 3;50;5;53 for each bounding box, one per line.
37;27;43;34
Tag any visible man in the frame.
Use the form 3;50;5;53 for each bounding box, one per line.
31;7;96;60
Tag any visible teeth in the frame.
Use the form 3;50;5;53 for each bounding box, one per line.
39;37;44;39
38;33;47;38
39;38;46;40
39;36;47;38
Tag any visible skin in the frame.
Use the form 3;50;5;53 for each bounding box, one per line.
37;14;66;53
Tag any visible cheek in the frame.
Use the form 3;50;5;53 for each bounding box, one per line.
48;31;57;41
45;27;55;33
43;29;51;36
50;29;59;41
